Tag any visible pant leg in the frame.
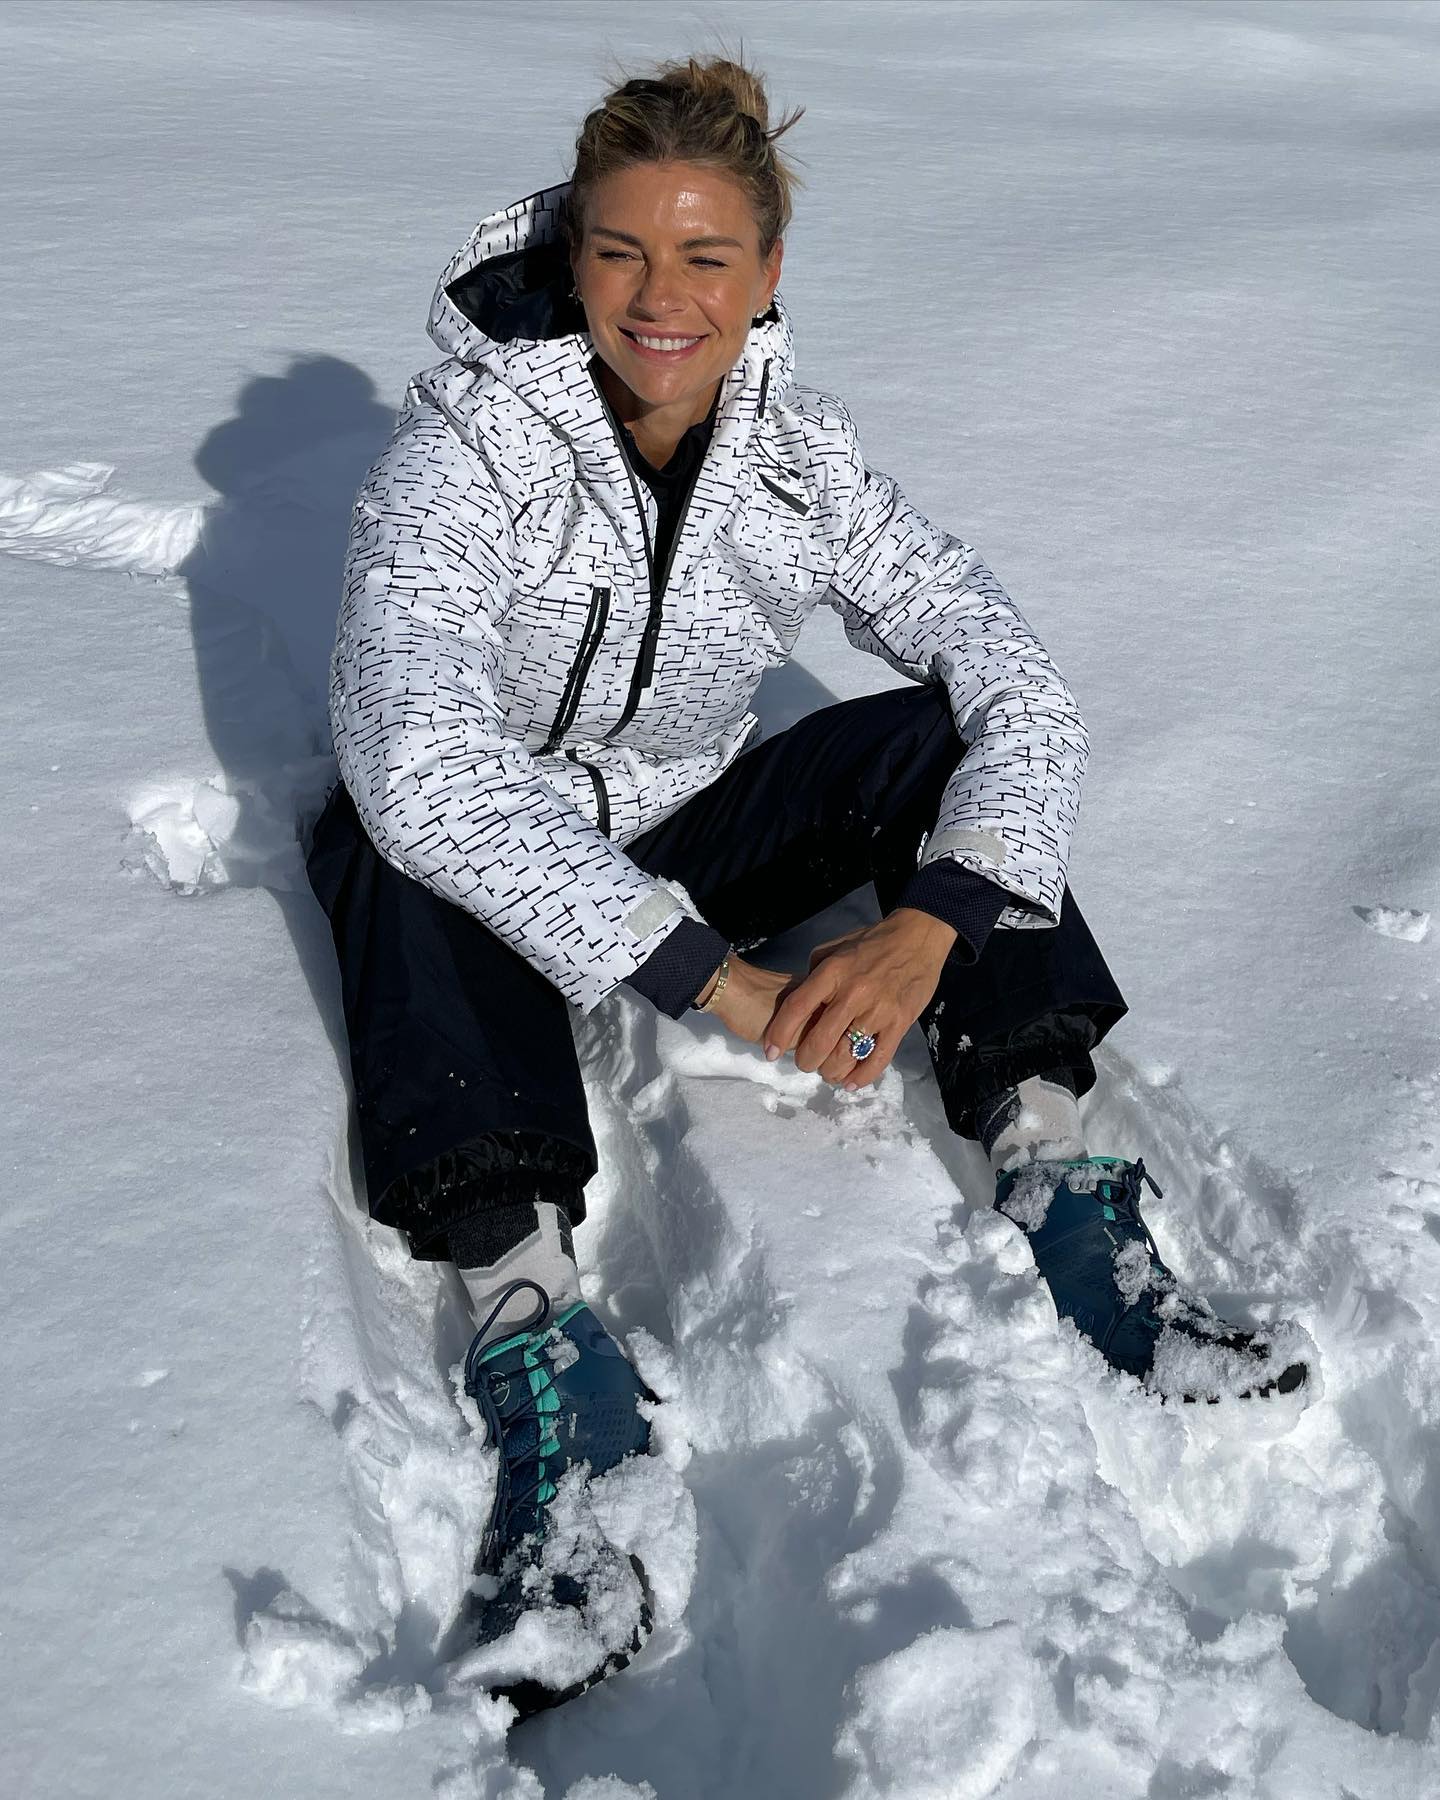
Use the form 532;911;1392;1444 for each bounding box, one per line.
894;881;1127;1140
627;682;1127;1138
307;681;1127;1256
627;683;960;945
305;781;595;1254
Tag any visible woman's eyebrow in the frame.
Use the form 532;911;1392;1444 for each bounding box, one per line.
591;226;744;250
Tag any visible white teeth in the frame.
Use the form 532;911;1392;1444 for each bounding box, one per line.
629;333;702;352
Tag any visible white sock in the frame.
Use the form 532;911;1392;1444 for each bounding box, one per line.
459;1202;584;1347
981;1074;1087;1177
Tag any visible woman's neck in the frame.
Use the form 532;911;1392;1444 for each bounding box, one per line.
595;362;720;471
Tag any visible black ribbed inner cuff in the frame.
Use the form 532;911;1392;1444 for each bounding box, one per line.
974;1064;1079;1155
895;864;1010;964
623;916;730;1017
444;1194;579;1269
370;1130;592;1261
937;1006;1107;1142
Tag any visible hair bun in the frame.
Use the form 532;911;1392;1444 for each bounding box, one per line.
566;51;805;258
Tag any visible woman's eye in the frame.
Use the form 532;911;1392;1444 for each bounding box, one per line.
594;250;726;268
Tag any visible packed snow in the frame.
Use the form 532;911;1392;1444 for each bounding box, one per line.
3;2;1439;1796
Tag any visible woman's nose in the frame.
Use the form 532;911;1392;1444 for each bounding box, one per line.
632;260;685;316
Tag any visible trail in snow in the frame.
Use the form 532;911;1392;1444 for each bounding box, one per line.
0;436;371;893
1356;906;1431;946
0;462;202;574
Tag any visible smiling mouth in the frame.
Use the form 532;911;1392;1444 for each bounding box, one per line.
619;328;707;361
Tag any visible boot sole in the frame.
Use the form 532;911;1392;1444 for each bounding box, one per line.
494;1554;654;1722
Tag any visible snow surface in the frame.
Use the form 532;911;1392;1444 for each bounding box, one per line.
3;1;1440;1795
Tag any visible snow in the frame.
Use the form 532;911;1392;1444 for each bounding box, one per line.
1113;1237;1154;1308
3;1;1440;1796
450;1451;693;1699
1357;904;1432;944
836;1623;1044;1799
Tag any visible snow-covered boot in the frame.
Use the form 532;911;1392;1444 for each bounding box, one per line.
447;1278;657;1716
994;1156;1313;1403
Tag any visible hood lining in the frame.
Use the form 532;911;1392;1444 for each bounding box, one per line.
445;238;587;345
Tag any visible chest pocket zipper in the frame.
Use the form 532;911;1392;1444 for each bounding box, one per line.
757;470;811;516
543;585;611;752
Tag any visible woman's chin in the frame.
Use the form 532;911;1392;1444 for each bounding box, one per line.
620;369;714;413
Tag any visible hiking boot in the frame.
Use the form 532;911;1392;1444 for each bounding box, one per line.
994;1156;1313;1403
447;1278;656;1716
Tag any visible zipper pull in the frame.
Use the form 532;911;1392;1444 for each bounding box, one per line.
635;618;659;690
755;357;772;419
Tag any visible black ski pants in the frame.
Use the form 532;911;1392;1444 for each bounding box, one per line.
306;683;1127;1259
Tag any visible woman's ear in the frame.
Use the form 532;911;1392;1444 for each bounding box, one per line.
763;236;784;308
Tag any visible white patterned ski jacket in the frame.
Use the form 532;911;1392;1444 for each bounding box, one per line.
330;183;1089;1013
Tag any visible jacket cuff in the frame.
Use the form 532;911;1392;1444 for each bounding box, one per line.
623;917;730;1018
894;864;1010;965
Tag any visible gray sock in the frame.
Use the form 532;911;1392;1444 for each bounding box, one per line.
978;1072;1087;1177
459;1202;584;1346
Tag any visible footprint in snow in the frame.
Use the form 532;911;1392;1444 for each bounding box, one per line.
1354;904;1430;942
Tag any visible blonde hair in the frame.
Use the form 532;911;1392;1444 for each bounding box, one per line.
565;51;805;260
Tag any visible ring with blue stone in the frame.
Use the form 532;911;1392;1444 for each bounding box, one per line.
846;1028;877;1061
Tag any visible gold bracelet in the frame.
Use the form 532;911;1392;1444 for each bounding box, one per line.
696;952;731;1012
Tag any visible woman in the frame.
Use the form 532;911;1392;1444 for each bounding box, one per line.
307;56;1310;1712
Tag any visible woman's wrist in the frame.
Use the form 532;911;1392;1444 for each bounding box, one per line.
886;905;959;961
694;950;732;1011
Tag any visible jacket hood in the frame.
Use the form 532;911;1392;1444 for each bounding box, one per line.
427;181;795;417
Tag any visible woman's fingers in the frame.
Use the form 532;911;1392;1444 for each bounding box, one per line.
764;961;839;1060
820;1031;866;1085
819;1016;895;1086
795;993;861;1076
837;1031;893;1090
759;915;951;1088
766;966;897;1078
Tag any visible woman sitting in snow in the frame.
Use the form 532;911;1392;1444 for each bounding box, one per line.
306;53;1311;1714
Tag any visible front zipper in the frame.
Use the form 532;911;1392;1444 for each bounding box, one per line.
610;472;695;733
592;382;664;741
589;356;774;743
543;584;610;752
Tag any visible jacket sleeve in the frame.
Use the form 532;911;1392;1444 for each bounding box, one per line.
819;408;1089;930
329;397;702;1013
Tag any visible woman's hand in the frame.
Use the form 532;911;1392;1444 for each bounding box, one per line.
760;908;957;1090
701;955;798;1044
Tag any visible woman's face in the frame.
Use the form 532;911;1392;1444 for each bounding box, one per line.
572;160;783;424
